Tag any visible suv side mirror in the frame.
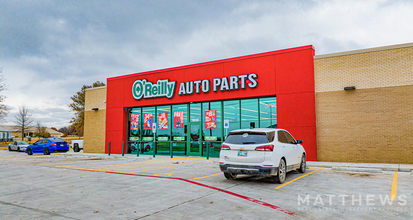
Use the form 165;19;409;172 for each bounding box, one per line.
297;140;303;144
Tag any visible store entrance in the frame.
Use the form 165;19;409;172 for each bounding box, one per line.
187;122;202;156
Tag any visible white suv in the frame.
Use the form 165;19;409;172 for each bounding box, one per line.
219;128;306;184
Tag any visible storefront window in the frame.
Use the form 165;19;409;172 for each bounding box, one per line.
128;142;140;154
224;100;240;138
142;107;155;154
241;99;259;129
202;102;222;141
126;96;277;157
259;97;277;128
172;142;186;155
156;142;170;155
129;108;141;141
156;105;171;141
141;142;154;154
190;103;201;123
172;104;187;141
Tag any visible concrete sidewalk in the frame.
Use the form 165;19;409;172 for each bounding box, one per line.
53;151;413;172
307;161;413;172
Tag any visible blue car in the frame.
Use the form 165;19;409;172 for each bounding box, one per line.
26;138;69;155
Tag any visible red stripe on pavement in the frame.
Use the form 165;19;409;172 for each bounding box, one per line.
2;164;298;217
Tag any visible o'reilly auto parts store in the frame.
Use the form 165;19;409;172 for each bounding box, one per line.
84;42;413;164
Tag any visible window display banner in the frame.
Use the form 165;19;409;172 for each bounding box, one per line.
158;112;168;129
174;111;184;128
205;110;217;129
130;114;139;130
144;113;153;130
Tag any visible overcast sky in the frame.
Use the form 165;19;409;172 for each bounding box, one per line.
1;0;413;129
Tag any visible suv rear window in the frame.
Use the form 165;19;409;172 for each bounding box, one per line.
225;131;270;145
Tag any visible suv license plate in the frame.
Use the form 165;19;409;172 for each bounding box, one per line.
238;150;247;157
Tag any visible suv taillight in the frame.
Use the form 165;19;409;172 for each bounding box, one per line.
255;145;274;151
221;144;230;150
51;143;56;146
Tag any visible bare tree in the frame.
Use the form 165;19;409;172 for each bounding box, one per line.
34;121;50;138
0;67;9;122
35;121;42;135
58;126;70;137
15;105;34;140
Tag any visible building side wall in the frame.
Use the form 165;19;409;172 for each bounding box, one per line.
84;87;107;153
85;87;107;110
84;110;106;153
315;46;413;163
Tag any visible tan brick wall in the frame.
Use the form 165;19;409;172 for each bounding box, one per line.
315;44;413;163
85;86;107;111
84;87;107;153
315;45;413;92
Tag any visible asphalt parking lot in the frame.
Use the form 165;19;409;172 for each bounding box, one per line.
1;150;412;219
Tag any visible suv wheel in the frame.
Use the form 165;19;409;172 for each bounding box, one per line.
8;146;11;151
223;172;237;180
74;145;79;152
44;147;50;155
273;159;286;184
17;147;20;152
27;148;33;155
298;154;306;173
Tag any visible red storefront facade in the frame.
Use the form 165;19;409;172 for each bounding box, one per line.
105;45;318;161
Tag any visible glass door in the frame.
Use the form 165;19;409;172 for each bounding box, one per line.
188;122;202;156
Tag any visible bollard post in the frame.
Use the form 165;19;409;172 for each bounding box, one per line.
170;143;173;158
122;141;124;156
206;143;210;160
108;142;111;156
136;143;140;157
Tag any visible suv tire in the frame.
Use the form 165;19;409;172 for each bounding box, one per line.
27;148;33;155
298;154;306;173
273;159;286;184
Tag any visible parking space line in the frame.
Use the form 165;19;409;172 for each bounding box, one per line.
275;168;324;189
193;172;223;180
391;171;398;200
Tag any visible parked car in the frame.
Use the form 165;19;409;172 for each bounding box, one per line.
8;141;30;152
26;138;69;155
71;139;83;152
219;128;306;184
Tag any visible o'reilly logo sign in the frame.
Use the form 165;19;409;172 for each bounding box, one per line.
132;73;258;100
132;79;176;100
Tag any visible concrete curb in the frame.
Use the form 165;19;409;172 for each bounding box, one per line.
331;167;382;173
307;162;413;172
308;164;395;171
